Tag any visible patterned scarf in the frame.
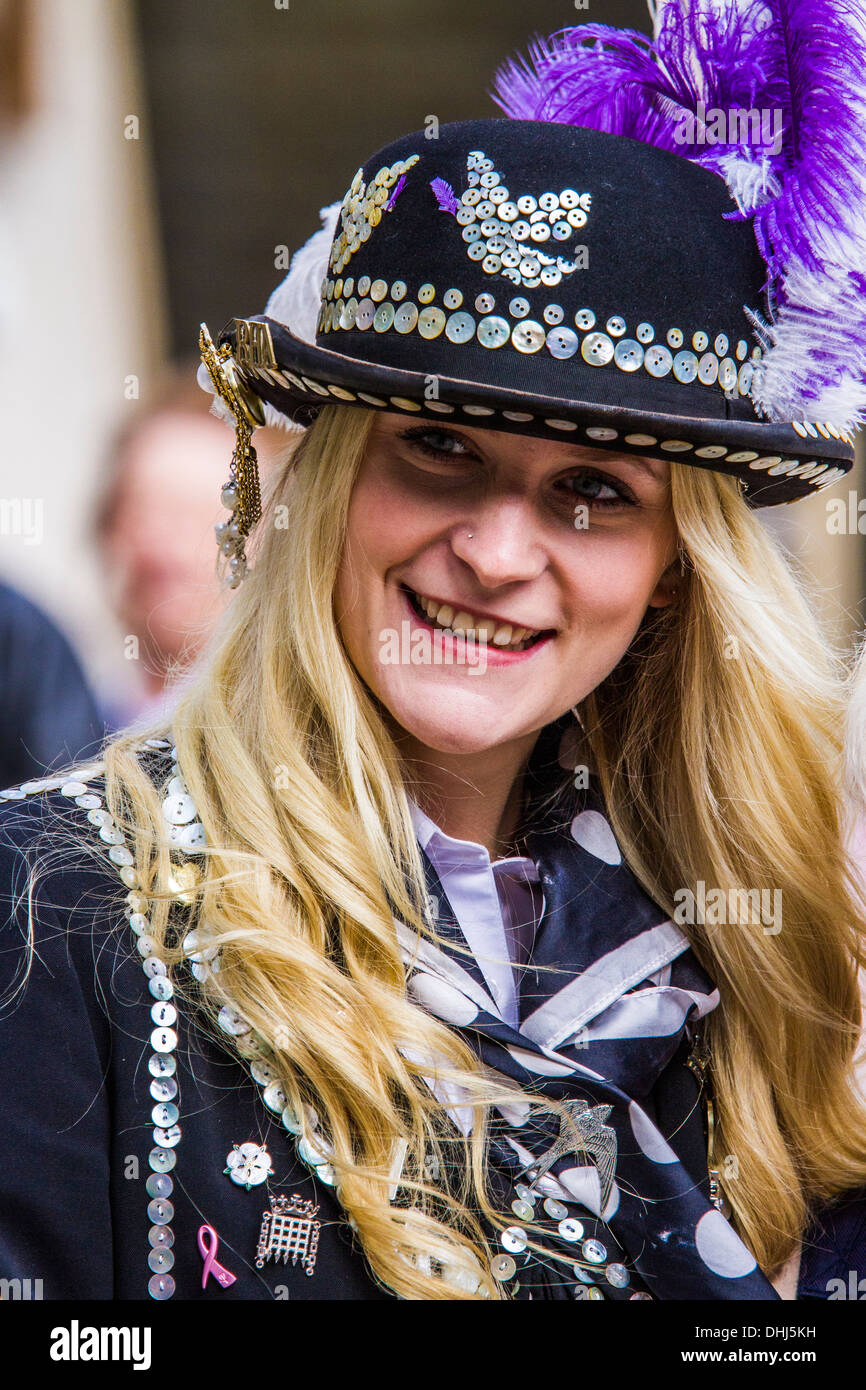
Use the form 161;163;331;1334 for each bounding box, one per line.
397;716;780;1301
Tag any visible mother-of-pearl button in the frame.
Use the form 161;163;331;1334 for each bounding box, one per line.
644;345;673;377
581;332;614;366
546;326;579;359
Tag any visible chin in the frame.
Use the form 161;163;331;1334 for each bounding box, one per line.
378;678;535;755
401;723;502;756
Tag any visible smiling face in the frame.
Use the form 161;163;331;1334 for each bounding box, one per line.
334;412;680;761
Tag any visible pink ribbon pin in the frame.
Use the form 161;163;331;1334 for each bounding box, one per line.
197;1223;237;1289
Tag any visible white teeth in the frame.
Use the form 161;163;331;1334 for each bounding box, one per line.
449;611;475;633
436;603;454;628
412;590;540;649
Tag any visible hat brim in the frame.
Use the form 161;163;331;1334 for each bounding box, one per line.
222;316;855;509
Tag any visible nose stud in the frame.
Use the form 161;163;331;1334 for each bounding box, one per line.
467;531;474;539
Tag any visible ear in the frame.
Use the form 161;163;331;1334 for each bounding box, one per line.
646;557;683;609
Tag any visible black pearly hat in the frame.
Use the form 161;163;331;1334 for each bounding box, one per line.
200;7;866;576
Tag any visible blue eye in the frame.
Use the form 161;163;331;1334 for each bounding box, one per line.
400;427;475;459
564;471;634;509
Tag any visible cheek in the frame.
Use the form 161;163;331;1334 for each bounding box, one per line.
553;537;670;704
342;468;420;573
567;534;666;623
337;454;456;601
334;470;421;656
336;476;384;605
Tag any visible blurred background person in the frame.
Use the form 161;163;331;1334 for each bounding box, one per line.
91;362;291;730
91;363;233;730
0;578;104;785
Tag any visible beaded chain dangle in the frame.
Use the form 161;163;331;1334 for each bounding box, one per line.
199;323;265;588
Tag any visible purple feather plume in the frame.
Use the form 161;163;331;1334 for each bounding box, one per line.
386;174;407;211
491;1;866;431
430;177;460;216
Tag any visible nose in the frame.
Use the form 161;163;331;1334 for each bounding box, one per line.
450;495;548;588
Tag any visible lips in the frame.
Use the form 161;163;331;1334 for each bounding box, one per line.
404;585;551;651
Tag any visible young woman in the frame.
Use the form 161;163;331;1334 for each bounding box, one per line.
2;6;866;1302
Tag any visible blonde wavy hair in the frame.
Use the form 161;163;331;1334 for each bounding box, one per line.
54;404;866;1296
